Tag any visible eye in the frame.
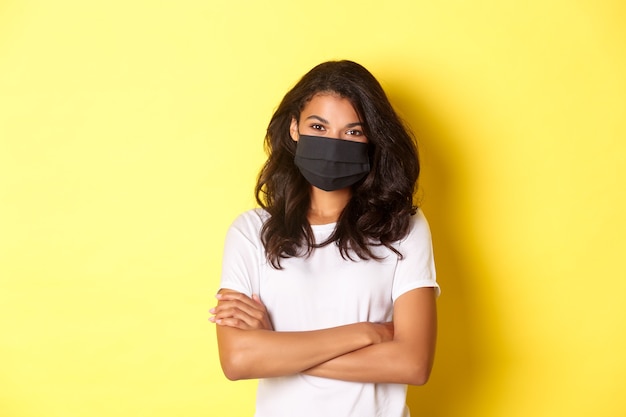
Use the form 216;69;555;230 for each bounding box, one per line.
346;129;363;136
310;124;325;131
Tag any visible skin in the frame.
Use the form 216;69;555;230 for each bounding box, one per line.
210;93;438;385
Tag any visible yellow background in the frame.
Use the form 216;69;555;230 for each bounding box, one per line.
1;0;625;416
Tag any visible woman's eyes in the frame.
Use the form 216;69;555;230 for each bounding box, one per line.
346;129;363;136
308;125;363;136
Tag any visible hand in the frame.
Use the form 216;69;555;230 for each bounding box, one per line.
209;291;274;331
370;322;394;344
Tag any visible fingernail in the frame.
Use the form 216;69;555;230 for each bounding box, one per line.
209;308;215;313
208;316;215;323
215;294;222;299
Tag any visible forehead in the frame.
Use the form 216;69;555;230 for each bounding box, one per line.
300;93;360;121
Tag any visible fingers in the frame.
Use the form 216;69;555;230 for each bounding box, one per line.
210;313;257;330
218;291;261;310
209;291;272;330
211;302;263;328
215;293;268;321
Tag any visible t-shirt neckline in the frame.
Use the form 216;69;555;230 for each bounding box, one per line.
310;222;337;233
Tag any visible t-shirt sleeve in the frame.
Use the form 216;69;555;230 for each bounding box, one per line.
219;211;263;297
391;209;440;302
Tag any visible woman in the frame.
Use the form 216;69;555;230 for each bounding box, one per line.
210;60;439;417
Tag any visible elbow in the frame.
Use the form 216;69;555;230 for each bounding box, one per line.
407;368;431;386
404;360;433;386
221;364;244;381
219;351;252;381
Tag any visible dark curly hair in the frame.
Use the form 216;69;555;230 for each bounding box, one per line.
255;60;420;269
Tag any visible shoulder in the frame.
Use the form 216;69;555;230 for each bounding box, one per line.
226;208;269;242
230;208;269;229
401;208;432;244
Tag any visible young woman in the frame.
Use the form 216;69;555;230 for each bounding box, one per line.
210;60;439;417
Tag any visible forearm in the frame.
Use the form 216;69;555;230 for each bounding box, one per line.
303;339;435;385
216;322;380;380
304;288;439;385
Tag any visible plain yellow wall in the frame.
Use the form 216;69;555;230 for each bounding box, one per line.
1;1;625;416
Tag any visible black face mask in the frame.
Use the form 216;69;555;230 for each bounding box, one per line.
294;134;370;191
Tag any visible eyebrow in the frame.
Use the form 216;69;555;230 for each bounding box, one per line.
304;115;363;127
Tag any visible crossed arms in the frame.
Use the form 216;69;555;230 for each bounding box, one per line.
211;287;437;385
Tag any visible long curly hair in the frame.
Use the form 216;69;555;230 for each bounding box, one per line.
255;60;420;268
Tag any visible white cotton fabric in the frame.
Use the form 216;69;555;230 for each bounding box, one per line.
219;208;439;417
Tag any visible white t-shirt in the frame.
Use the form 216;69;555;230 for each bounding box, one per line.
219;208;439;417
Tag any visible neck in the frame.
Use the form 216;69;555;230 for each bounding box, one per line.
308;186;352;225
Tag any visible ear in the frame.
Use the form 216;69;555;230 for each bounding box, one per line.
289;118;299;142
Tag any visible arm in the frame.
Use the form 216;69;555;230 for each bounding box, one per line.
303;287;437;385
212;289;393;381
